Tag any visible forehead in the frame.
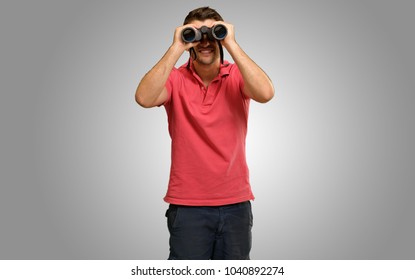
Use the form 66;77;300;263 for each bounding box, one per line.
189;19;216;28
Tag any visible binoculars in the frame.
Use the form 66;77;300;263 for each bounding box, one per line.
181;24;227;43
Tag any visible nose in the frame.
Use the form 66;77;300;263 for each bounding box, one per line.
201;34;209;42
199;34;211;46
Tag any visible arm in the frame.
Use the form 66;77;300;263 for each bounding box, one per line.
220;22;275;103
135;25;199;108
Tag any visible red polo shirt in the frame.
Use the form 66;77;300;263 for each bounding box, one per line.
163;60;254;206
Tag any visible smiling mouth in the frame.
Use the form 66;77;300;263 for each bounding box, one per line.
198;48;214;54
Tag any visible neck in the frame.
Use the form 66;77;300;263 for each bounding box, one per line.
193;59;220;87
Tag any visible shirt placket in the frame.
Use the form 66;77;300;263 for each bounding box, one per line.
203;78;221;106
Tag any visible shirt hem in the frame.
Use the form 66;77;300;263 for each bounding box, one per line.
163;195;255;207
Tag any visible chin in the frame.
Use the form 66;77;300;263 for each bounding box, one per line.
196;56;218;66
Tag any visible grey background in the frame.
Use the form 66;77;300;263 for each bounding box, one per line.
1;0;414;259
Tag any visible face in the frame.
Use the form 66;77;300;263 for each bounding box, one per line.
190;19;220;66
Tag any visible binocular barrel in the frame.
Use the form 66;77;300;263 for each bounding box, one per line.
181;24;227;43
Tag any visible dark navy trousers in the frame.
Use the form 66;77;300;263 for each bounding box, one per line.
165;201;253;260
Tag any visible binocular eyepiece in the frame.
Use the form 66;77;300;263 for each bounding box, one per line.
181;24;227;43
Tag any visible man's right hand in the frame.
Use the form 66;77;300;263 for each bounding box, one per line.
172;24;200;51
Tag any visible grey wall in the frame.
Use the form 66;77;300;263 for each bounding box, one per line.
1;0;414;259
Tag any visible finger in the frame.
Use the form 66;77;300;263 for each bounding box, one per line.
188;41;200;49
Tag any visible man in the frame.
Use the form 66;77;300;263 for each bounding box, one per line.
135;7;274;259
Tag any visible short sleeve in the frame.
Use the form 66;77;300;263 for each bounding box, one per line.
161;68;179;107
230;64;249;100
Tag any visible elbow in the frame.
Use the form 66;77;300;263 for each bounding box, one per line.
260;89;275;103
263;81;276;102
247;80;275;103
135;83;157;108
135;91;152;108
254;86;275;103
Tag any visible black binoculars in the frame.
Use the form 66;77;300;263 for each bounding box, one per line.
181;24;227;43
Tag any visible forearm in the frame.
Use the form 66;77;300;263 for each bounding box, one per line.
226;41;274;103
135;43;184;108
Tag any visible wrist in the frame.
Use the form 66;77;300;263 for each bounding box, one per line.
223;40;241;57
170;42;186;53
167;43;188;61
223;39;239;52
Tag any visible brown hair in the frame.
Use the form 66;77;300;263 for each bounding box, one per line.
183;6;224;25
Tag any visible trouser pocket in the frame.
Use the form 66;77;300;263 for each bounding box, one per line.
165;204;179;232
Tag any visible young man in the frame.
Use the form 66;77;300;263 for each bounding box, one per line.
135;7;274;259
